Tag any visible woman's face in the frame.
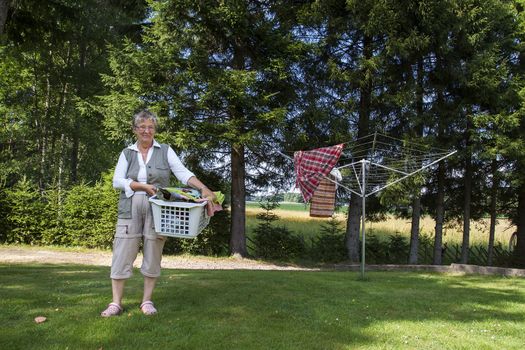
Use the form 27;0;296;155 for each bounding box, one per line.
134;118;156;145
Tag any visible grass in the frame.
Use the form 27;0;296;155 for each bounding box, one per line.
246;202;516;247
1;262;525;349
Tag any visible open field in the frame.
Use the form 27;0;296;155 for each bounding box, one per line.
1;263;524;349
246;202;515;247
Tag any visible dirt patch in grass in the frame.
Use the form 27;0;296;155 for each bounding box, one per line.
0;245;318;271
2;245;523;276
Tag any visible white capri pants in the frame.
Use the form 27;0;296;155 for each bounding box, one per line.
110;194;166;279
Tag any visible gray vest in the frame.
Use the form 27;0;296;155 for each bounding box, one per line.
117;143;171;218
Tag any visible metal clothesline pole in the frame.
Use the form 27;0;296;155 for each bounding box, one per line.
361;159;367;279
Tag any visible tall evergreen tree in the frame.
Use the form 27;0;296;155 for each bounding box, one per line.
506;0;525;267
101;0;302;256
294;0;402;262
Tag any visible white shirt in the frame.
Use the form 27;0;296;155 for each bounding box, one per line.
113;140;195;198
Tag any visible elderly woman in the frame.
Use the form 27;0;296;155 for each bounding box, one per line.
101;110;215;317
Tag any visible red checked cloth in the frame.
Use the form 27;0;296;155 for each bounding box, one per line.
294;144;344;203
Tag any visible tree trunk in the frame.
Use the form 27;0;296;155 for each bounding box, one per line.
487;158;498;266
229;143;247;257
228;37;248;257
0;0;8;35
345;195;361;262
514;179;525;267
408;58;425;265
58;132;65;189
460;116;473;263
433;160;445;265
409;195;421;264
56;75;69;189
345;33;371;263
38;72;52;190
433;78;446;266
71;40;87;184
514;6;525;268
70;121;80;183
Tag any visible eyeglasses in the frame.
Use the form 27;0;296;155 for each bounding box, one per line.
135;125;155;132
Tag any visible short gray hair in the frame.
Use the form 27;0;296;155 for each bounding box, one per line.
133;110;158;128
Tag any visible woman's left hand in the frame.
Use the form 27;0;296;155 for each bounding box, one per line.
201;187;217;202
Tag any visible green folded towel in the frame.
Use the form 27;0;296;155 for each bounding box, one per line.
213;191;225;205
157;187;201;202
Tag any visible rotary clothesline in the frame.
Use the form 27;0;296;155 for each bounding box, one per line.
278;133;456;201
277;133;456;278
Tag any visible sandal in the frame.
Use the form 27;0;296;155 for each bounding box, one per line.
101;302;123;317
140;301;157;315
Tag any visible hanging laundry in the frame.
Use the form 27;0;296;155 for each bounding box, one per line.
309;176;337;218
294;143;344;203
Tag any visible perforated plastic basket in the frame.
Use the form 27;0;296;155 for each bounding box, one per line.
149;196;210;238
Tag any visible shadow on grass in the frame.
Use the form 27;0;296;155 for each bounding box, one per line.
1;263;524;349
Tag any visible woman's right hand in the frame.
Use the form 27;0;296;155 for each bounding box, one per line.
145;184;157;196
130;181;157;196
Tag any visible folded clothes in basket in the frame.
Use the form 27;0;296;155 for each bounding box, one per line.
156;187;225;217
198;197;223;217
195;191;224;217
156;187;201;202
213;191;225;205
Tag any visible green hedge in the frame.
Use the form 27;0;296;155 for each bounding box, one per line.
0;174;230;254
1;175;117;248
0;179;514;266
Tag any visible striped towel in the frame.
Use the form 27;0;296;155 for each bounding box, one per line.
309;176;337;217
294;144;344;203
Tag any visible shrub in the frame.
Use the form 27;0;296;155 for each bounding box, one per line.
362;233;410;264
61;179;117;249
40;186;66;245
3;178;46;244
386;234;410;264
252;196;305;260
0;189;7;242
1;174;118;248
93;173;120;249
311;217;347;263
365;234;389;263
253;225;305;260
417;233;435;264
1;170;233;253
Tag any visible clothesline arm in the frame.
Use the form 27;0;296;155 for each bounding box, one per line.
364;150;458;197
325;176;362;197
369;161;410;176
275;150;293;161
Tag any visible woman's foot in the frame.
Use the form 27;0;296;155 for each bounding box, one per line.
101;303;123;317
140;301;157;315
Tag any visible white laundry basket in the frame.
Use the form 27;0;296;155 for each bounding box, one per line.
149;196;210;238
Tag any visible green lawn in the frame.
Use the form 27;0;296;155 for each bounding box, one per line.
1;263;524;349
